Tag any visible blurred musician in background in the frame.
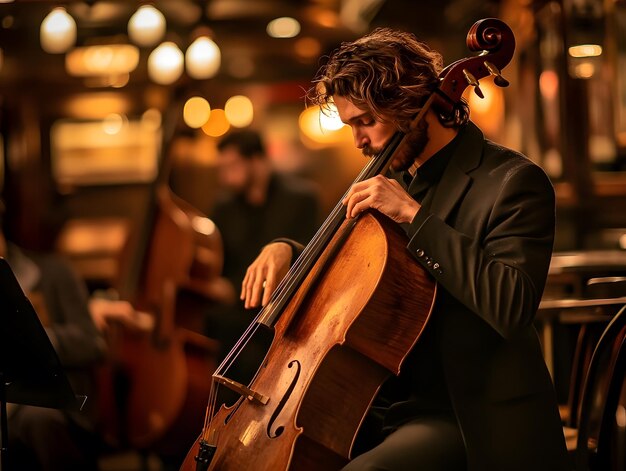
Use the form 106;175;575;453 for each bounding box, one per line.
204;129;320;386
240;29;570;470
1;202;106;471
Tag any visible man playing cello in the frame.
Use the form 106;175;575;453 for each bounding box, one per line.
241;27;570;471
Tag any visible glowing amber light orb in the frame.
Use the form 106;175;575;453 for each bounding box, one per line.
224;95;253;128
201;109;230;137
184;97;211;129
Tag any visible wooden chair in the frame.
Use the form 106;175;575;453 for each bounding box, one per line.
563;322;607;427
560;276;626;429
585;276;626;299
574;303;626;471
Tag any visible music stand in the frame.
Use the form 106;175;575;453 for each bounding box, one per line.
0;258;82;471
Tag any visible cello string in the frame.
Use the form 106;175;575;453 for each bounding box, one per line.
206;153;376;432
214;157;377;376
213;122;412;378
213;116;413;380
213;140;394;379
209;98;427;431
207;99;435;453
206;139;389;436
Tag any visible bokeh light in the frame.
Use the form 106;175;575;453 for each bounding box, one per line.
201;109;230;137
184;96;211;129
224;95;254;128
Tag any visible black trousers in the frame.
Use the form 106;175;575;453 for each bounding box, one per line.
342;415;466;471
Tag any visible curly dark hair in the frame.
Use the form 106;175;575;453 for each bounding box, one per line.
308;28;467;131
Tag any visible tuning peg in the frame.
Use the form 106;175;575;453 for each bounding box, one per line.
462;69;484;99
484;61;509;87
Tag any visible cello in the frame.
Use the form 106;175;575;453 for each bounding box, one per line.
180;18;515;470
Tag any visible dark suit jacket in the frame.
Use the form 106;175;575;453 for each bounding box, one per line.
212;172;319;289
285;122;569;469
400;122;569;470
289;122;569;470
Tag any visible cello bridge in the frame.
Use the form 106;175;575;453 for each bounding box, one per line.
213;374;269;405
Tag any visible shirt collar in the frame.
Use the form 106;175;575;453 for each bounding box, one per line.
406;123;466;193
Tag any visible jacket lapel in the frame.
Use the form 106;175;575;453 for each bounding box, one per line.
429;122;484;222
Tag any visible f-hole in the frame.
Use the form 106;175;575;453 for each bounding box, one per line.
267;360;301;438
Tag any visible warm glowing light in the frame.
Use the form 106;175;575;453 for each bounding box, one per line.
148;41;184;85
83;74;130;89
463;77;504;137
616;405;626;428
315;10;339;28
141;108;162;132
299;106;348;145
568;44;602;58
319;103;344;131
186;36;221;79
102;113;126;135
201;109;230;137
573;62;595;79
184;96;211;129
539;70;559;101
40;7;76;53
64;93;129;119
267;17;301;38
65;44;140;77
224;95;254;128
51;118;160;186
128;5;166;47
294;37;321;60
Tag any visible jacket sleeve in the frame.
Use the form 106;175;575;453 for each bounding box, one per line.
405;160;555;339
41;255;106;367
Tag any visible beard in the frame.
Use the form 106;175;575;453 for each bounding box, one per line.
362;120;429;172
361;144;383;158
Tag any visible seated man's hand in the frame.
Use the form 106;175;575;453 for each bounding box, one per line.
241;242;292;309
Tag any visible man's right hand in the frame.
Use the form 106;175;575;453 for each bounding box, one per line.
241;242;293;308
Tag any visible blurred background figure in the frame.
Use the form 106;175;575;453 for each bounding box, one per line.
1;200;107;471
204;129;320;386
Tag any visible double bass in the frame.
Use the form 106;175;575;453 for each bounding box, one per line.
96;104;229;458
181;18;516;470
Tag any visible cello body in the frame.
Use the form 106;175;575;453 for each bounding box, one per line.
180;211;435;470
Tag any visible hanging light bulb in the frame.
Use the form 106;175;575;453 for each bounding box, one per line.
185;36;221;79
148;41;184;85
40;7;76;54
128;4;166;47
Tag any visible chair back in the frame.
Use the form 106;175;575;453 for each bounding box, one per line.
575;304;626;471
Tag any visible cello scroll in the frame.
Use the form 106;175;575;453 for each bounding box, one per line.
434;18;515;124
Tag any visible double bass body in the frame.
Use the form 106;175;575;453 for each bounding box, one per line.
181;211;436;470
